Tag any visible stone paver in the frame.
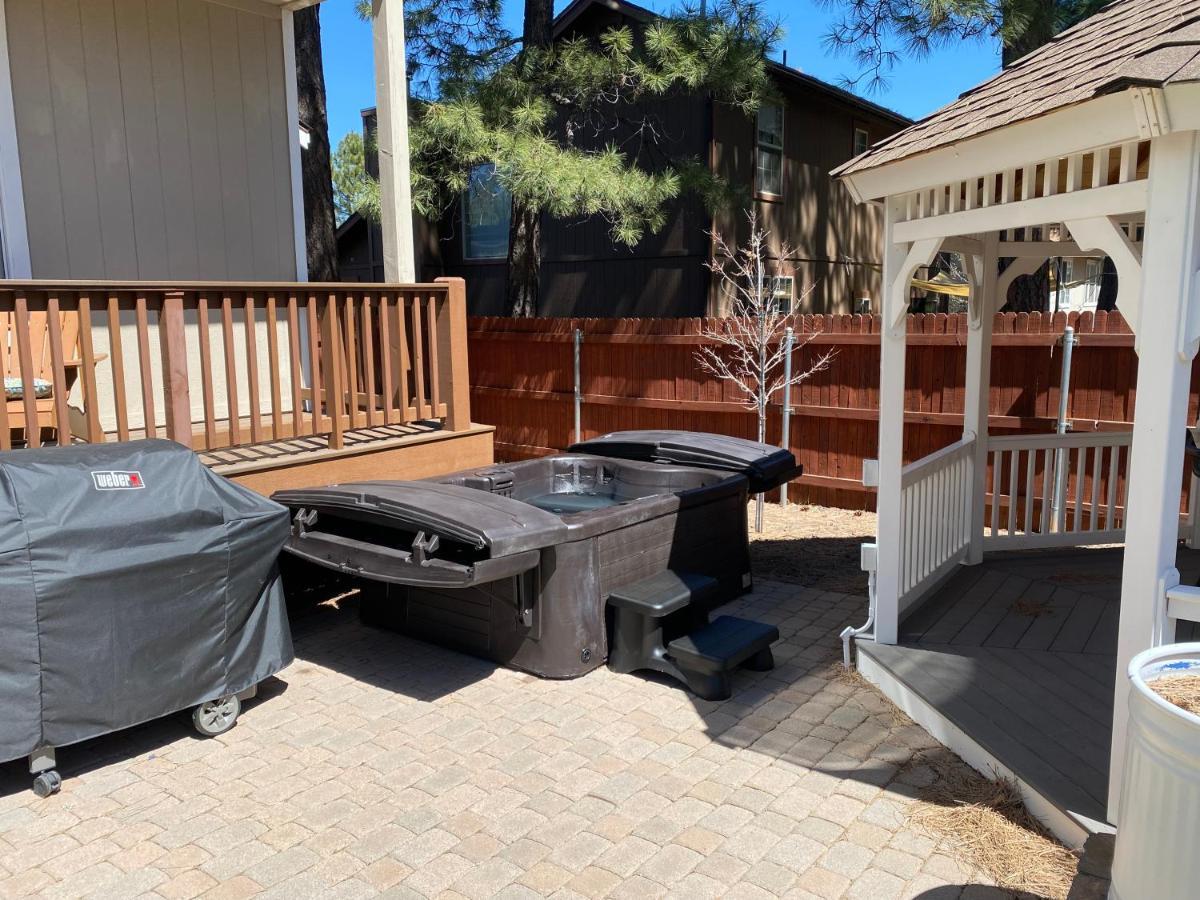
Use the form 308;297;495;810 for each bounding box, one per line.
0;581;1026;898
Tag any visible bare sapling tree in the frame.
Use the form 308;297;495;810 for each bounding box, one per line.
695;212;836;531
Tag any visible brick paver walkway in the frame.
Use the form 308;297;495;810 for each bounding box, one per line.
0;582;1009;899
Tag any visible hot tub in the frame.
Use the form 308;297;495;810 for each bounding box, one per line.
273;431;798;678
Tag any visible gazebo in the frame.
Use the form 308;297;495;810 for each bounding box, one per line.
834;0;1200;848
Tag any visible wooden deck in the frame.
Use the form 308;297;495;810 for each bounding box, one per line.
858;545;1200;833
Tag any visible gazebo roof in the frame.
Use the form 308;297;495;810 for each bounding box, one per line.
835;0;1200;178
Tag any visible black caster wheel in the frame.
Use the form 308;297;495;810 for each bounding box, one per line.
192;694;241;737
32;770;62;798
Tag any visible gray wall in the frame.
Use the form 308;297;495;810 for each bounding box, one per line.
6;0;297;281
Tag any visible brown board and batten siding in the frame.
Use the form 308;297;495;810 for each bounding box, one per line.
5;0;296;281
711;70;907;316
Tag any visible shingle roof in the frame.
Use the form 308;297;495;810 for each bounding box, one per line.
835;0;1200;178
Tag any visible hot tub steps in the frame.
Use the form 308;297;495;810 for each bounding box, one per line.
607;570;779;701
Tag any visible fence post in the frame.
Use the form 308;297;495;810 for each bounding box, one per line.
158;290;192;449
435;277;472;431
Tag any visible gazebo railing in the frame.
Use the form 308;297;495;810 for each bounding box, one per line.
898;434;976;609
982;431;1131;549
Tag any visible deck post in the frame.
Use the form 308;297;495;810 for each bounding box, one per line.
963;235;997;564
372;0;416;282
435;277;472;432
874;197;912;645
158;291;192;449
1108;130;1200;822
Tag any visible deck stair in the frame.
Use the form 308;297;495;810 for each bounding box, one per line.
607;570;778;700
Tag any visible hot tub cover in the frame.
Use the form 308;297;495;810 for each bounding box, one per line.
0;439;293;763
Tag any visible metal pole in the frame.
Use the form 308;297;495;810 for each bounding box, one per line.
573;328;582;445
780;327;794;508
1051;325;1076;531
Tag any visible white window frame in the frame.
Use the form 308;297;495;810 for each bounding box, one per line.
853;126;871;157
770;274;795;313
755;104;785;199
461;163;511;261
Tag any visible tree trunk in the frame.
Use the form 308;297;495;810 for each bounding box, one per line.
505;0;554;317
1097;257;1119;312
294;6;338;282
507;205;541;317
1001;259;1051;312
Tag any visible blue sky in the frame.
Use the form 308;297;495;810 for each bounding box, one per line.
318;0;1002;145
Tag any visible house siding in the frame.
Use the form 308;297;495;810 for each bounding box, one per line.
5;0;296;281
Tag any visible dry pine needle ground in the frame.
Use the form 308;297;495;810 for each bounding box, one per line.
1150;673;1200;717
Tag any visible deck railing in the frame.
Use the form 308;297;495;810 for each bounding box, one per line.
982;431;1131;549
898;434;976;607
0;278;470;452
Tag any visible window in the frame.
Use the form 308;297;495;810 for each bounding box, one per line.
769;275;795;313
462;164;511;260
853;127;870;157
755;104;784;197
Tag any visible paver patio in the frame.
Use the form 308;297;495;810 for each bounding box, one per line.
0;581;1011;899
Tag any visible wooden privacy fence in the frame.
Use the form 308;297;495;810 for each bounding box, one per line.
0;278;470;452
468;310;1196;509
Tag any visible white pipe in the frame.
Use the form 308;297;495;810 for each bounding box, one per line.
573;328;582;445
780;327;794;508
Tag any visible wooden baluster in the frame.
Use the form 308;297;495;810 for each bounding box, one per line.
426;292;442;417
221;294;240;446
362;294;377;427
326;295;344;449
266;293;283;440
306;294;322;435
379;294;395;425
1040;448;1054;534
157;290;191;448
287;294;303;438
410;293;427;419
45;295;71;444
134;294;157;439
13;293;40;447
0;295;10;450
344;294;360;431
196;294;218;448
76;296;103;442
394;293;411;420
106;295;130;441
244;293;262;444
1007;450;1019;534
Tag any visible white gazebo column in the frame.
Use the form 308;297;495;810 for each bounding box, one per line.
372;0;417;282
963;235;998;565
1108;129;1200;822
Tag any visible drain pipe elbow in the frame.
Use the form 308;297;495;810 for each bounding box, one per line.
841;543;878;670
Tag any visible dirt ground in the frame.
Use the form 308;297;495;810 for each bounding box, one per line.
748;500;876;596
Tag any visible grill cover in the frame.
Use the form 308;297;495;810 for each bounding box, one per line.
0;440;293;763
568;430;801;493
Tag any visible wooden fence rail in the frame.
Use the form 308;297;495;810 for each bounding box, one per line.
468;310;1196;510
1;277;471;453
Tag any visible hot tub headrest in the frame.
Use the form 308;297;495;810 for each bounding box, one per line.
567;430;801;494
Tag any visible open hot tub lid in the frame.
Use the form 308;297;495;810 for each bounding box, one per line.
273;480;569;557
567;430;801;493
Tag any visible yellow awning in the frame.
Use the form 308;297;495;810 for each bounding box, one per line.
911;273;970;298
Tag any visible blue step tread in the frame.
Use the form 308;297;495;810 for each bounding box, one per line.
668;615;779;672
608;570;720;616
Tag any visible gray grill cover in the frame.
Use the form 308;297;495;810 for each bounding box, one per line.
0;440;293;763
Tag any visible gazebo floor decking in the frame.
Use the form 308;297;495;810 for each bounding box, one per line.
858;544;1200;837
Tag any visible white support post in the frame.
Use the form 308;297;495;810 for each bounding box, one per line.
875;197;909;645
372;0;416;282
281;9;307;282
963;234;998;564
1108;130;1200;823
874;201;942;644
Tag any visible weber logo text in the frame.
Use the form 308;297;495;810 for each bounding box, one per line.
91;470;145;491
